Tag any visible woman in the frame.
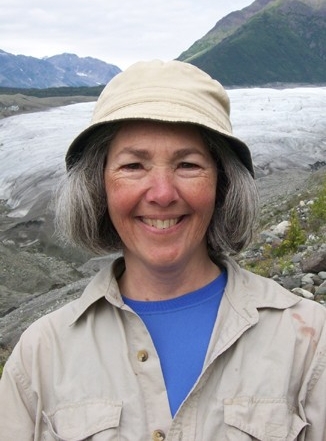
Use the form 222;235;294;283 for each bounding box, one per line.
0;60;325;440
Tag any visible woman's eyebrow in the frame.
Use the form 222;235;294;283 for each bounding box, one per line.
172;148;206;160
114;146;204;160
115;147;151;160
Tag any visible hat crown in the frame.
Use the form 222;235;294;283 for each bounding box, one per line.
65;59;254;177
92;59;232;134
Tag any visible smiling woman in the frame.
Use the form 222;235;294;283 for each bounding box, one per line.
0;60;325;441
104;120;218;294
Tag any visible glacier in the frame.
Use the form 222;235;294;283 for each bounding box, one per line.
0;87;326;219
229;87;326;173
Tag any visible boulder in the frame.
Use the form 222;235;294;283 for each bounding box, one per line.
271;221;290;237
291;287;315;300
301;252;326;273
315;281;326;296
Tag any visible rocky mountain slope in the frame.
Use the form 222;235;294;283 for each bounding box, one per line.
178;0;326;85
0;51;121;88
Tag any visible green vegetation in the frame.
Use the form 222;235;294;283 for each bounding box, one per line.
308;177;326;232
0;85;104;98
243;175;326;276
273;210;306;257
244;250;274;278
188;9;326;86
178;27;237;62
0;363;3;378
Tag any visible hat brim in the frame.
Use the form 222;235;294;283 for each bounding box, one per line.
66;113;254;178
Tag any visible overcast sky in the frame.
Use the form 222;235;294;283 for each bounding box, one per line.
1;0;253;70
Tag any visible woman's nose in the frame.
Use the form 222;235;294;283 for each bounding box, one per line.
145;168;179;207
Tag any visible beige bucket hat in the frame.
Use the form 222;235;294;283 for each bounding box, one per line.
65;59;254;176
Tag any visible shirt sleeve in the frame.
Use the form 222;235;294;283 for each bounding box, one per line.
302;322;326;441
0;349;35;441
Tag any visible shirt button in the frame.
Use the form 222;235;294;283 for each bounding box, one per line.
152;429;166;440
137;350;148;362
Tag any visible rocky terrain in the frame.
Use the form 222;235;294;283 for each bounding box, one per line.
241;167;326;302
0;93;97;119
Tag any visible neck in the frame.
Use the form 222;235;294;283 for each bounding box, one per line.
119;254;221;301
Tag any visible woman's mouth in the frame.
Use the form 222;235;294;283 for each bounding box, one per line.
140;217;183;230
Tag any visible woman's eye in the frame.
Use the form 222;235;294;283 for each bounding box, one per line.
122;163;143;170
178;162;199;169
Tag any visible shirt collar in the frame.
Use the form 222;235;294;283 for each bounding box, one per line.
69;257;125;325
69;255;301;326
223;257;301;315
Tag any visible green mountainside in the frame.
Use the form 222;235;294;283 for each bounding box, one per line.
177;0;326;86
178;0;274;62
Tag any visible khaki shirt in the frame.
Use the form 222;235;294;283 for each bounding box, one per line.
0;257;326;441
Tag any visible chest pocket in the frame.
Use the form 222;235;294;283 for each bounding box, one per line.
224;397;308;441
42;399;122;441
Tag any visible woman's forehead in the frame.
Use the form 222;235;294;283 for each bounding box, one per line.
107;120;209;158
116;119;200;135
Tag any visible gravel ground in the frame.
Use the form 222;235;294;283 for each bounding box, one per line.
256;169;312;204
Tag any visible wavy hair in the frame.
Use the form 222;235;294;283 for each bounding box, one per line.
202;129;259;260
55;123;259;258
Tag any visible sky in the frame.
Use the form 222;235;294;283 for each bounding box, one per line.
1;0;253;70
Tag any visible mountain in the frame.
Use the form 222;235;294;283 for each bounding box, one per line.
177;0;326;86
0;50;121;88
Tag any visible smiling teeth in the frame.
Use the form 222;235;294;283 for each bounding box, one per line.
142;218;179;229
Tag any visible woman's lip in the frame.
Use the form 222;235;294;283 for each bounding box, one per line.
139;216;184;230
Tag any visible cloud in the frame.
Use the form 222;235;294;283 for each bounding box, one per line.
0;0;253;69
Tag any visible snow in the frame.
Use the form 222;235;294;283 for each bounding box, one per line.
0;87;326;217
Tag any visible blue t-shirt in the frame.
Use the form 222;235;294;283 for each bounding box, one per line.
122;270;227;416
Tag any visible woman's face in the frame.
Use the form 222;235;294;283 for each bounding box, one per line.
104;121;217;272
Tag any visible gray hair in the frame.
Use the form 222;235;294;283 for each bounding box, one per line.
202;130;259;260
55;123;259;258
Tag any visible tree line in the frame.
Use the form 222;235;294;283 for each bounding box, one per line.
0;85;105;98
